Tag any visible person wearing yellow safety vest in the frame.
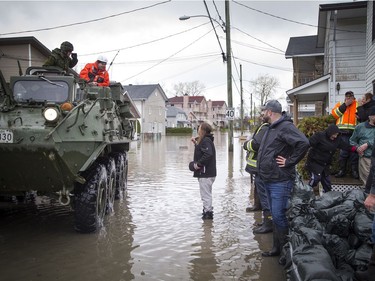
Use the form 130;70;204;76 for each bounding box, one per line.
243;115;271;234
331;90;359;179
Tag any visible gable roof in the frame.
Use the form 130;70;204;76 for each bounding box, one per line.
166;106;187;118
285;36;324;59
168;95;206;104
212;100;226;107
123;84;168;101
0;36;51;57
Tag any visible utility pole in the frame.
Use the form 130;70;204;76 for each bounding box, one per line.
250;92;253;131
240;64;243;136
225;0;233;152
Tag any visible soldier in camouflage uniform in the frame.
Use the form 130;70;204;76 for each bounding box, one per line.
43;41;78;73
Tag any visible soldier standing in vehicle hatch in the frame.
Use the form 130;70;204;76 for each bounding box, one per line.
43;41;78;73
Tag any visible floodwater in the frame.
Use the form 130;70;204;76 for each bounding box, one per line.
0;132;286;281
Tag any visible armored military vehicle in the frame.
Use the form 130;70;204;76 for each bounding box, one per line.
0;66;136;233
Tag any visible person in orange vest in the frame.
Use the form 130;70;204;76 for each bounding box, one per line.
79;55;110;87
331;90;359;179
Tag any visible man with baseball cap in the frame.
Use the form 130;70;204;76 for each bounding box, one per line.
257;100;309;261
331;90;359;179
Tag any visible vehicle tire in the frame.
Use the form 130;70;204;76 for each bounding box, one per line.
74;164;108;233
114;152;128;200
105;157;116;214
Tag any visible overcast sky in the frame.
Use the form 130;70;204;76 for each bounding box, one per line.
0;0;354;112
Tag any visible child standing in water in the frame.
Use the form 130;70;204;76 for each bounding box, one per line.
189;122;217;220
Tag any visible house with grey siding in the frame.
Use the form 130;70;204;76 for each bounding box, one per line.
123;84;168;136
166;106;189;128
366;1;375;93
285;1;368;122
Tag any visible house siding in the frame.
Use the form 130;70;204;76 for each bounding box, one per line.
0;44;47;81
366;1;375;92
143;89;166;135
324;14;367;108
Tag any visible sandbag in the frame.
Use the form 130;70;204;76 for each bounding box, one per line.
326;214;350;238
312;191;344;210
292;244;341;281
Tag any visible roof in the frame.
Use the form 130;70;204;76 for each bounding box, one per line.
168;95;205;104
212;100;226;107
0;36;51;57
166;106;187;118
285;36;324;59
286;74;330;102
123;84;168;101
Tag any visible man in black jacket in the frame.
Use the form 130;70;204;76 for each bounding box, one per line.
257;100;309;260
305;124;357;194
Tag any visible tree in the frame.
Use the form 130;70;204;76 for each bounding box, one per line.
173;81;206;96
250;74;280;106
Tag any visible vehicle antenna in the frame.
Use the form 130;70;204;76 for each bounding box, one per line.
107;50;120;71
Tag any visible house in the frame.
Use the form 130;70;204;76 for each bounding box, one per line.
166;106;189;128
168;95;227;129
0;36;51;81
123;84;168;136
285;1;368;123
208;100;227;128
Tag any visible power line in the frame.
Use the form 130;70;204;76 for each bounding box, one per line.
235;56;293;72
0;0;171;36
122;28;215;82
232;0;365;34
80;22;211;56
203;0;226;62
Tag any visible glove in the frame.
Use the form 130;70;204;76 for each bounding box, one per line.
88;72;95;81
97;77;104;83
71;53;78;60
193;163;201;170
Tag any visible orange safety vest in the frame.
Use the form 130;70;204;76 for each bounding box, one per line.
331;100;358;131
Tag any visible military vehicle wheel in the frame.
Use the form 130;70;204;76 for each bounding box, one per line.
105;158;117;214
74;164;108;233
114;152;128;200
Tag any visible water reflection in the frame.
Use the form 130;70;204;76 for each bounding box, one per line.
189;221;218;281
0;132;286;281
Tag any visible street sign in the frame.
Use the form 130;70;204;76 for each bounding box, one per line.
226;108;235;120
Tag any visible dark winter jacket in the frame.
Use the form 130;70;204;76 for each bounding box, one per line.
305;124;355;175
356;99;375;123
244;122;269;175
43;48;78;72
257;113;309;182
192;134;216;178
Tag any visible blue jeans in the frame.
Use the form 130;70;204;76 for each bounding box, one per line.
264;180;293;229
255;175;270;212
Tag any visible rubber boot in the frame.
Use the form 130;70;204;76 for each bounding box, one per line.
246;186;261;212
253;211;273;234
335;160;347;178
355;246;375;281
262;225;280;257
277;227;289;265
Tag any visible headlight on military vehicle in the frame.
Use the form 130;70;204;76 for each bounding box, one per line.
43;107;60;122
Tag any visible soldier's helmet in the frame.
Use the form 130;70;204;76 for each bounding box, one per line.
60;41;74;53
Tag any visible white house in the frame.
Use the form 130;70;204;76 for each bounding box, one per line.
285;1;368;122
123;84;168;136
